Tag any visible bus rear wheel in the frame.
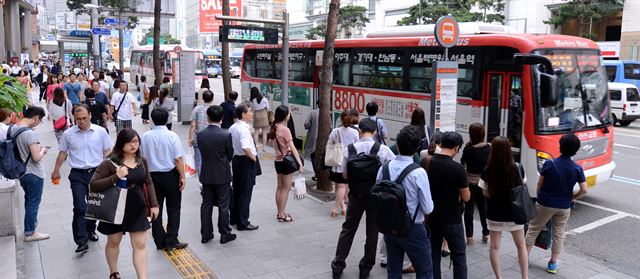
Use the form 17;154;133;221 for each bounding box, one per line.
619;120;632;127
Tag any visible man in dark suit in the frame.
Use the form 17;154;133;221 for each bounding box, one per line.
196;105;237;244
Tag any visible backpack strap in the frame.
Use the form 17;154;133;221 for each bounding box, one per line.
8;125;31;141
348;143;357;158
395;163;421;184
381;162;391;181
369;142;380;156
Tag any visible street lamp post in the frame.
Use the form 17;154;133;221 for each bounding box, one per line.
90;0;100;69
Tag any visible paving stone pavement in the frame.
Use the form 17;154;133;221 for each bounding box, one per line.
16;99;635;279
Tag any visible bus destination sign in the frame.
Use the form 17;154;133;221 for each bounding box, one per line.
220;25;279;44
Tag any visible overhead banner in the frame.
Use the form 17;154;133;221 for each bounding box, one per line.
199;0;243;33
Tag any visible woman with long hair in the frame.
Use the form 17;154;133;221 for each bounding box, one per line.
461;123;491;245
479;136;528;279
90;128;160;279
250;87;270;152
268;105;303;222
139;76;150;124
48;87;72;143
196;78;210;106
149;87;175;130
45;75;64;108
410;107;428;140
328;109;359;217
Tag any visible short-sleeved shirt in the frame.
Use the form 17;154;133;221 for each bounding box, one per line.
343;137;396;174
426;153;468;225
64;82;82;105
229;120;256;156
220;101;236;129
110;91;135;120
252;98;269;111
140;126;185;172
95;92;109;105
48;100;72;124
274;124;293;161
59;125;112;169
0;123;7;141
478;165;523;222
461;143;491;175
537;155;586;209
367;116;387;144
190;104;211;146
85;98;108;125
328;126;359;173
10;125;43;178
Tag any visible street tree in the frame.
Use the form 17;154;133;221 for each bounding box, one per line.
139;31;181;46
314;0;341;192
544;0;623;40
305;23;327;40
153;0;162;86
397;0;505;25
304;5;369;39
221;0;232;100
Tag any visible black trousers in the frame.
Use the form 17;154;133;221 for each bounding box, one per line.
331;193;378;274
464;184;489;238
201;183;232;238
428;222;468;279
69;168;97;245
150;168;182;249
230;156;257;228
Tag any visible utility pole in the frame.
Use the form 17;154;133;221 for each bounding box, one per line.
91;0;100;69
221;0;232;101
118;11;124;72
281;10;289;106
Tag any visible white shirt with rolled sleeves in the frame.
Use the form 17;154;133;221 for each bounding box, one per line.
229;119;257;157
58;124;112;169
376;155;434;224
342;137;396;174
140;126;185;172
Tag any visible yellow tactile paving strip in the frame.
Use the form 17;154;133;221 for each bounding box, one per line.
162;247;217;279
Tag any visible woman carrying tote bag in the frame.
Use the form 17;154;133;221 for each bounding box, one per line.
326;109;359;217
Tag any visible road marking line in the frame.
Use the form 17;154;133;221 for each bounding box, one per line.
614;143;640;150
612;175;640;186
614;132;640;138
574;200;640;220
566;213;628;235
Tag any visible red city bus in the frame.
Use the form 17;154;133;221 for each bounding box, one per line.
130;45;206;87
241;26;615;195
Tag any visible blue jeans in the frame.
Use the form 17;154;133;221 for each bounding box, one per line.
428;222;467;279
194;145;202;178
69;169;97;245
385;223;433;279
19;174;44;236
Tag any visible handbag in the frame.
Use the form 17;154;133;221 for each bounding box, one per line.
111;92;127;120
511;163;537;224
267;110;275;124
85;185;128;225
535;220;554;250
324;130;345;167
275;135;299;175
294;175;307;199
53;101;68;130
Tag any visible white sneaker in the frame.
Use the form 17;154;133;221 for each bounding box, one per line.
24;232;50;242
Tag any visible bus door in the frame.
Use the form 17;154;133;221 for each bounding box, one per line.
485;72;523;161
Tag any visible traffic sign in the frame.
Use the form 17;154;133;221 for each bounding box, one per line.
91;27;112;36
103;18;128;26
434;16;459;48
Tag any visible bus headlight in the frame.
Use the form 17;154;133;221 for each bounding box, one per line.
536;151;552;171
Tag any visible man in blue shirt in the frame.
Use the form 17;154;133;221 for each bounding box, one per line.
376;125;434;279
64;73;83;105
366;102;387;144
140;108;188;250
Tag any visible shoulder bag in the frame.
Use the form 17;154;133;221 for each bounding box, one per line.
324;130;345;167
510;163;537;224
111;92;127;120
85;160;128;225
275;133;300;175
53;101;68;130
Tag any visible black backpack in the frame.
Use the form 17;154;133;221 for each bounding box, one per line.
346;142;381;195
0;126;32;179
370;162;421;237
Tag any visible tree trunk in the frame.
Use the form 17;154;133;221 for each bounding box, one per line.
313;0;340;192
221;0;232;101
152;0;162;86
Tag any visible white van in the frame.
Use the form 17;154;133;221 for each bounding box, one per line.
609;82;640;126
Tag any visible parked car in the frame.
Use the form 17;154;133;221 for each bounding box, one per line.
207;64;221;78
609;82;640;126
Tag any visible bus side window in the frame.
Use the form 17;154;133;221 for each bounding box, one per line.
243;51;257;77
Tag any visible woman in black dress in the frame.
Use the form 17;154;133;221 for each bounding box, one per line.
90;128;159;279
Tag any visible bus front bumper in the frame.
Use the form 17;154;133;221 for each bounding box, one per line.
582;160;617;189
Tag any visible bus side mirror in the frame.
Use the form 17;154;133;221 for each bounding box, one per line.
539;73;558;108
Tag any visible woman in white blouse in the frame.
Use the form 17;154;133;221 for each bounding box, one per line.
250;87;270;152
327;109;360;217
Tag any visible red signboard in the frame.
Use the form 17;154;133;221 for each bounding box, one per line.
200;0;243;33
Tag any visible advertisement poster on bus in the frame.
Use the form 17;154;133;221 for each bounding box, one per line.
199;0;242;33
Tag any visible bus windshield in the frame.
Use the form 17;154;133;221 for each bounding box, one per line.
534;49;611;133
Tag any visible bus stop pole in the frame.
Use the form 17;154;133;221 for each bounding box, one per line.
281;10;289;106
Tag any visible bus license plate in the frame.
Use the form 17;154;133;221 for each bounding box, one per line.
586;175;597;188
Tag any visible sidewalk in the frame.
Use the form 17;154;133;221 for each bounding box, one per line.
16;103;634;279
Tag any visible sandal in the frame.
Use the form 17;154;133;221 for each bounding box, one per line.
109;272;121;279
482;235;489;244
277;213;294;222
466;237;474;246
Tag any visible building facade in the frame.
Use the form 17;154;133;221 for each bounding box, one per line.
1;0;36;62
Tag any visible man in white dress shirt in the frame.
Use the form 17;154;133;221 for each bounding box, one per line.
140;108;187;250
228;104;261;231
51;104;113;253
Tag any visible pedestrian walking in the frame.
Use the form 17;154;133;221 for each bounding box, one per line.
51;104;112;253
90;80;110;109
461;123;491;245
110;81;138;134
268;105;304;222
328;109;360;217
525;134;588;274
0;109;11;140
250;87;270;152
48;87;72;143
90;128;160;279
84;88;109;130
229;104;261;231
77;73;90;95
197;105;237;244
331;118;395;279
159;76;173;98
140;108;188;250
377;125;434;279
478;136;529;279
45;75;64;109
196;78;210;106
35;66;49;102
149;87;175;130
189;90;215;178
365;102;387;144
139;76;150;124
64;73;83;106
303;101;319;177
10;106;49;241
425;131;470;279
220;91;238;129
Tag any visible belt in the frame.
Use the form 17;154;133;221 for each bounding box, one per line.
71;167;97;173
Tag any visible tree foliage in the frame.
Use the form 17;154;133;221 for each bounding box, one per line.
397;0;504;26
305;23;327;40
304;5;370;39
544;0;622;39
139;30;181;45
66;0;139;29
0;76;30;113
